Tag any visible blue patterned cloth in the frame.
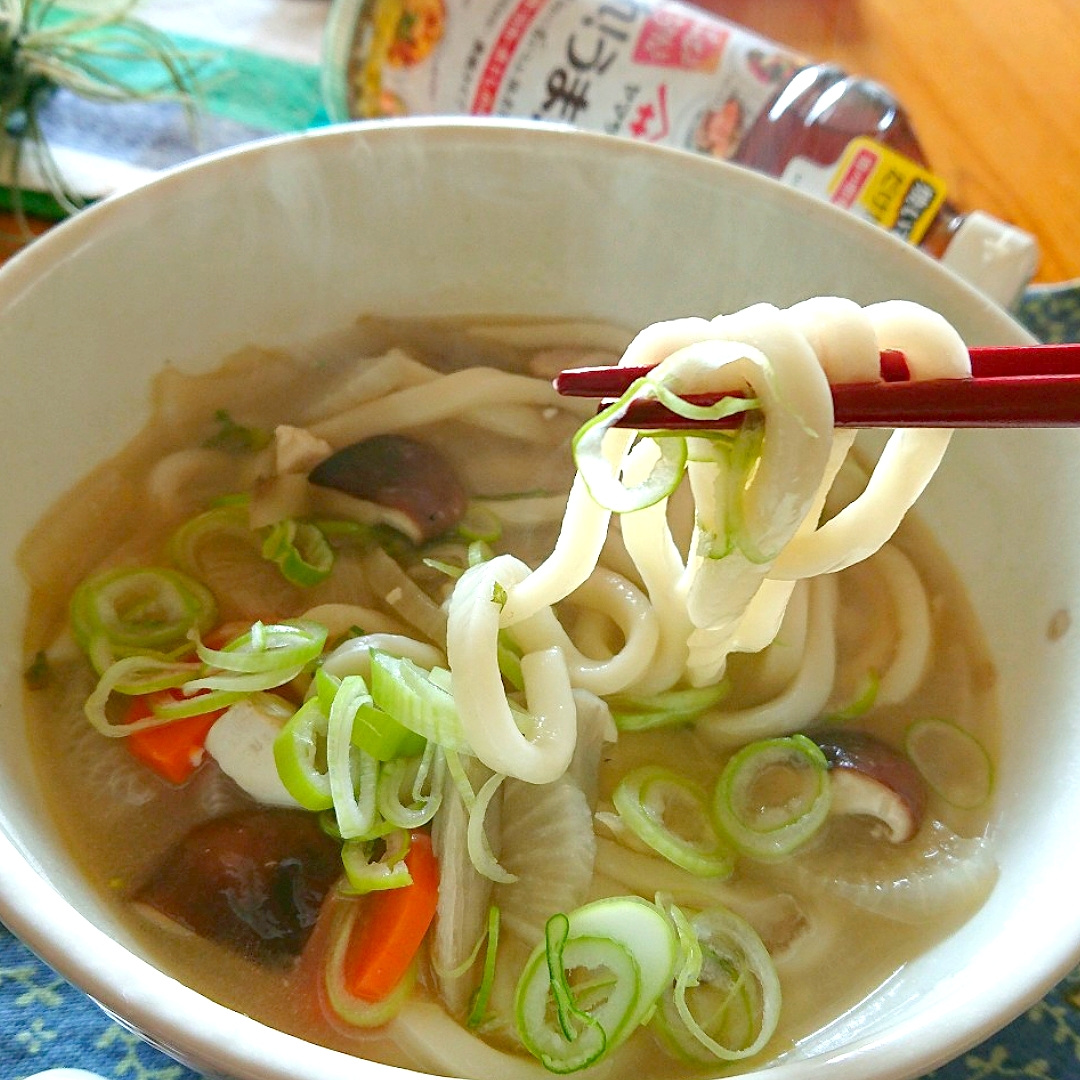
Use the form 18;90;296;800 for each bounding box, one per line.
4;4;1080;1077
3;920;1080;1078
0;925;202;1079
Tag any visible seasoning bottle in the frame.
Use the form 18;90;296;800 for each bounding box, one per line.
322;0;1039;305
731;63;1039;307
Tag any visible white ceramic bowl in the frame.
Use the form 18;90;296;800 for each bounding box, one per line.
1;118;1078;1080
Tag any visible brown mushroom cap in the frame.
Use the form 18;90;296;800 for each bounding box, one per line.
308;434;468;544
133;808;342;966
813;729;927;843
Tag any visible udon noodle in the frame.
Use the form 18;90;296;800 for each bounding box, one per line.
21;298;999;1078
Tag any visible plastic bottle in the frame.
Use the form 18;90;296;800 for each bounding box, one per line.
322;0;1039;305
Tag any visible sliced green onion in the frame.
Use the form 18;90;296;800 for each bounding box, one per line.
70;565;217;668
203;409;271;453
442;748;476;809
324;899;415;1028
722;419;774;564
442;750;526;881
691;436;737;562
351;701;427;761
655;900;781;1063
905;718;993;809
571;380;688;514
185;619;327;694
547;915;608;1064
651;380;760;424
466;904;502;1030
145;686;245;720
515;896;678;1074
713;735;831;861
457;502;503;544
83;655;200;737
377;743;444;829
518;927;616;1073
318;809;344;839
313;664;341;711
83;636;197;679
327;674;380;840
822;671;881;723
104;656;199;697
309;518;382;547
369;651;472;753
609;681;730;732
340;828;413;894
690;423;771;564
194;619;327;673
23;651;51;690
168;504;256;577
468;540;493;567
261;519;335;586
498;632;525;692
210;491;253;508
273;696;334;811
184;666;307;695
469;771;516;884
422;556;466;580
427;666;453;692
421;538;478;579
613;766;735;878
434;903;493;980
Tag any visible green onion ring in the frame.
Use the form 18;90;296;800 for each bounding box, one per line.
712;734;832;861
613;766;734;878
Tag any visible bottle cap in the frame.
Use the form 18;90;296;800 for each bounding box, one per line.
939;210;1040;308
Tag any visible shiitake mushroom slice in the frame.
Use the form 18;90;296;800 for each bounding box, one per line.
308;434;467;544
813;728;927;843
133;808;341;967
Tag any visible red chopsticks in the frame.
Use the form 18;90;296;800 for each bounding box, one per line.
553;343;1080;429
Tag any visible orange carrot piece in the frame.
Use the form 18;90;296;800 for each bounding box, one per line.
343;830;440;1003
125;690;227;785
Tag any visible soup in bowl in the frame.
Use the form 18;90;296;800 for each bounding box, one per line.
1;119;1078;1080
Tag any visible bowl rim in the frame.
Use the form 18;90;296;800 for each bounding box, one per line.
0;116;1065;1080
0;115;1039;342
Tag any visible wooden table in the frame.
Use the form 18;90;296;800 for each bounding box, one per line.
700;0;1080;284
3;0;1078;284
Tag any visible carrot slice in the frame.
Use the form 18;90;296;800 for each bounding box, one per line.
343;830;440;1003
125;689;227;785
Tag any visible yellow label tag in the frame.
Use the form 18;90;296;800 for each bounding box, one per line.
827;136;948;245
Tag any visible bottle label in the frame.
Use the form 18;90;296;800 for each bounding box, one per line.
779;135;948;245
341;0;802;158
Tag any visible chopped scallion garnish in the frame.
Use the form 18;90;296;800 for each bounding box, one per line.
515;896;676;1073
203;409;271;453
70;564;216;671
712;734;831;861
612;766;734;878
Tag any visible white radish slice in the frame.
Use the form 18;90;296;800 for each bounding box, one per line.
430;755;500;1018
495;775;596;948
494;692;612;947
796;819;997;924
